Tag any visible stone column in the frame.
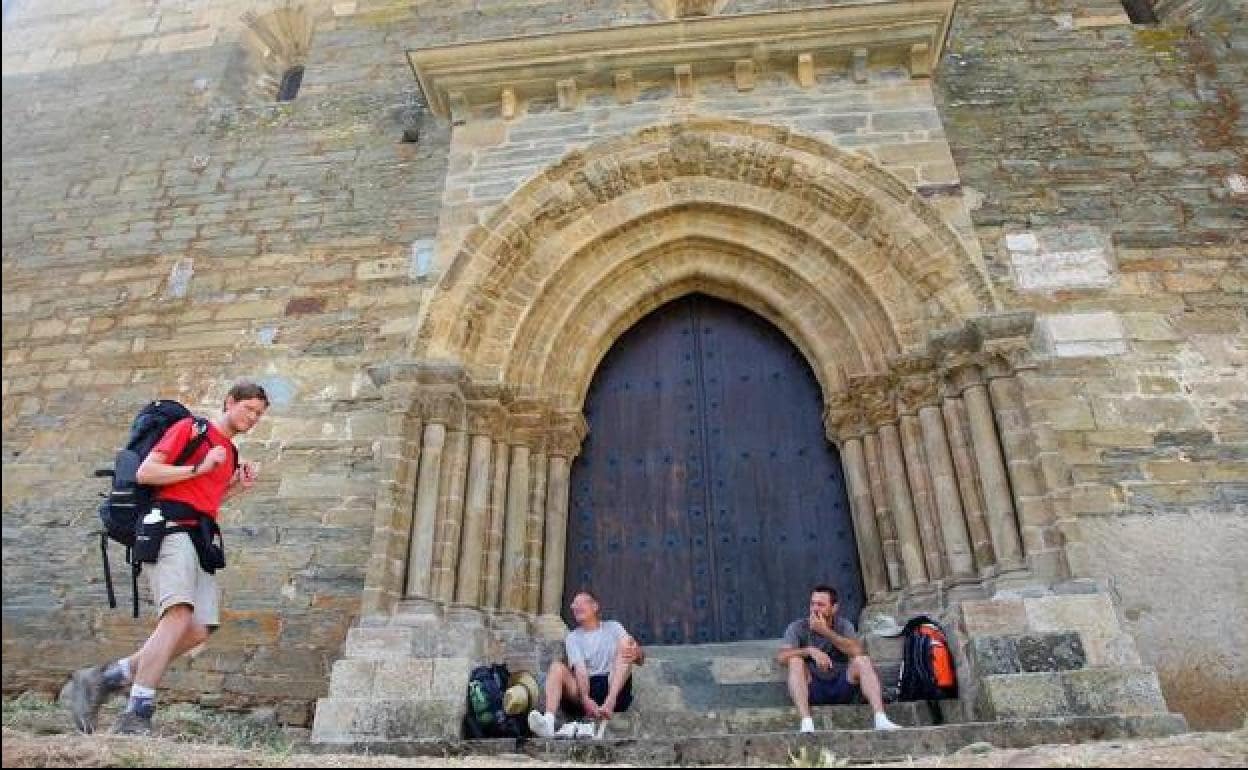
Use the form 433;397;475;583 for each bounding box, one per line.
405;421;446;598
899;412;945;582
955;365;1025;571
481;441;510;609
863;432;903;590
941;396;996;573
841;436;889;600
878;423;928;587
540;455;572;621
432;429;469;603
454;433;495;605
919;404;975;580
826;396;889;601
500;445;532;613
524;452;549;614
985;358;1062;579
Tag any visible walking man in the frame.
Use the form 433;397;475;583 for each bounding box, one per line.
63;381;269;734
777;584;901;733
528;590;644;738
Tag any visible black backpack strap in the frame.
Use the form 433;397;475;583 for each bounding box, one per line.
172;418;211;467
100;532;117;610
127;547;141;619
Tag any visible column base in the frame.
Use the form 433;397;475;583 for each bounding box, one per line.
534;613;569;641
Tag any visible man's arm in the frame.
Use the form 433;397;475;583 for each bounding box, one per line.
811;619;865;658
135;447;226;486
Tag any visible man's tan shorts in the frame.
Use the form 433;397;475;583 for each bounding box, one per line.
147;531;220;627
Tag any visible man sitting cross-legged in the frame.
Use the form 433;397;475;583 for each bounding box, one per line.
528;590;644;738
777;583;901;733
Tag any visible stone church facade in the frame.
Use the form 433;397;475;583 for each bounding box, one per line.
2;0;1244;741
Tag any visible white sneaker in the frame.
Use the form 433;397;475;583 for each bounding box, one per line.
528;710;555;738
873;712;901;731
554;722;581;739
594;721;608;740
574;721;597;739
799;716;816;734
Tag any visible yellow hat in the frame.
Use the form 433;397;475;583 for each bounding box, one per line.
503;671;541;715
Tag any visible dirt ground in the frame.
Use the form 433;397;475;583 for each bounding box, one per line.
3;693;1244;768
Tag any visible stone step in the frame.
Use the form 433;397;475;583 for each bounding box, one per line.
634;640;904;710
308;713;1189;765
593;701;964;739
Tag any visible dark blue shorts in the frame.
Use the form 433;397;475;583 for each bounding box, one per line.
808;663;859;705
563;674;633;716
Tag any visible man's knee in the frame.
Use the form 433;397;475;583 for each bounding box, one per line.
548;660;570;678
159;603;194;628
786;657;807;673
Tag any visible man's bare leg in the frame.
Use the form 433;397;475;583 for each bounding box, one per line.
598;650;634;718
848;656;899;730
542;660;581;715
786;657;812;718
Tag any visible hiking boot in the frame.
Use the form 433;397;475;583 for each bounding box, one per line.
111;709;153;736
62;665;119;734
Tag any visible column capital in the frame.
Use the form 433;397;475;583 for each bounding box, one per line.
891;354;940;415
548;412;589;458
824;391;869;442
466;400;508;435
853;373;896;427
941;353;986;394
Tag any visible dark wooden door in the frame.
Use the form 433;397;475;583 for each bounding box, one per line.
566;294;864;644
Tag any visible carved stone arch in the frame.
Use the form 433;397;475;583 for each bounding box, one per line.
419;118;997;410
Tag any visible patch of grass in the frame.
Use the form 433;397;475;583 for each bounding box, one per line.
156;702;293;754
2;692;70;734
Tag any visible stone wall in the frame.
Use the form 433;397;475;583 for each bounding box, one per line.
935;0;1246;729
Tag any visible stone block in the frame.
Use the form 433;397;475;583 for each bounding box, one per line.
960;599;1028;635
1063;667;1168;716
1016;632;1086;673
310;697;462;742
1005;226;1114;291
327;659;375;698
431;657;477;700
979;672;1069;719
1024;595;1121;639
1082;633;1143;667
1033;313;1127;358
373;659;434;698
711;657;782;684
969;636;1021;676
344;627;415;659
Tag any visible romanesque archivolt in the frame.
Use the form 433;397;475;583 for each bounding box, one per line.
419;119;998;407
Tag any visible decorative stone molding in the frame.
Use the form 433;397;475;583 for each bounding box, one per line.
649;0;729;19
855;373;897;427
408;2;956;119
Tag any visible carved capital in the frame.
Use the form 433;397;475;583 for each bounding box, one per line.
981;339;1036;376
895;369;940;414
466;400;507;436
853;373;896;427
941;353;986;394
548;412;589;458
414;386;466;425
824;392;868;442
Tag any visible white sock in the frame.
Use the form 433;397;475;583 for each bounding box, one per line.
129;684;156;699
799;716;815;733
114;658;132;680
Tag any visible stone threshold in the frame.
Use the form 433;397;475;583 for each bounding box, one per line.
308;712;1187;765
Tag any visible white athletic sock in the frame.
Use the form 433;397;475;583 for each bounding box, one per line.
799;716;815;733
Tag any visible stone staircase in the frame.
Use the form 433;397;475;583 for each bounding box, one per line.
311;594;1190;764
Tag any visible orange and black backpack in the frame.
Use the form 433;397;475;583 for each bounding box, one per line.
897;615;957;701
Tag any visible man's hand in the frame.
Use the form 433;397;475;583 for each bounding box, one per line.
809;648;833;673
201;446;229;473
581;697;600;720
599;695;617;720
237;461;260;488
810;610;832;638
620;635;641;664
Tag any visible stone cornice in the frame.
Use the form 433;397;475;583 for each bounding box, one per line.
408;1;955;119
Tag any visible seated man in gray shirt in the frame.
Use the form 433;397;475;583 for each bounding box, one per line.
777;583;900;733
528;590;644;738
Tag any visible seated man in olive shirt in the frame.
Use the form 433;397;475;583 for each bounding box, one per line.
777;583;900;733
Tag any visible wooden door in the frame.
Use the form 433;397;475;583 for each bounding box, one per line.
566;294;863;644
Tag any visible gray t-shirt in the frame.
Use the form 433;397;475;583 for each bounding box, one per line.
781;616;860;672
565;620;628;676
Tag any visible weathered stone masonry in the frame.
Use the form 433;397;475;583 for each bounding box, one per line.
3;0;1245;733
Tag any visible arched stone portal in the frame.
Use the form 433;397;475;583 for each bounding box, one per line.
358;120;1066;639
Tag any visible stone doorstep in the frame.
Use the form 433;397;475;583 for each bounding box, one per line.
306;713;1189;765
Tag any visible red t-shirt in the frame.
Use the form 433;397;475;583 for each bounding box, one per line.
151;417;236;520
